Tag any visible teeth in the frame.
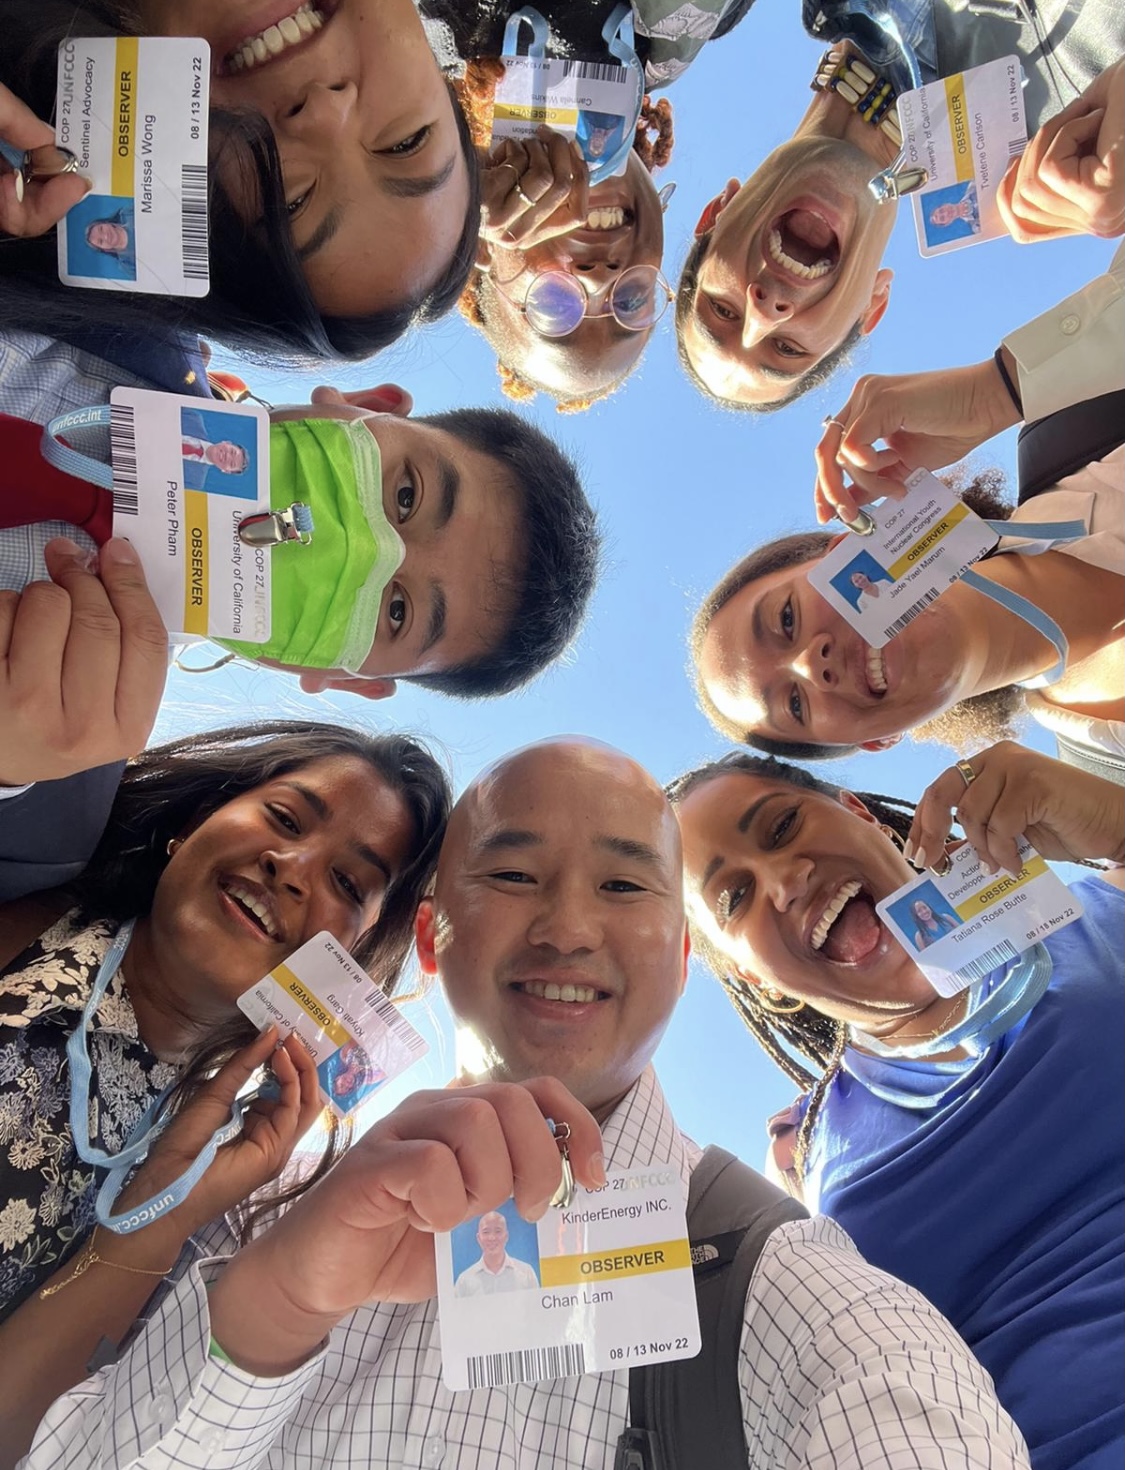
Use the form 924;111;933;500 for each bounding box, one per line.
227;5;324;73
584;206;627;230
768;227;833;280
811;879;862;952
520;980;600;1004
865;644;887;693
223;880;281;940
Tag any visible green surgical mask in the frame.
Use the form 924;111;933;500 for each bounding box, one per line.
218;416;405;672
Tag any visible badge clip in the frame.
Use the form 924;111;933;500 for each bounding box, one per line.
546;1118;576;1209
0;138;79;202
238;502;314;547
869;149;930;203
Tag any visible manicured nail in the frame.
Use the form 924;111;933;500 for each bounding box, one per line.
913;844;928;871
102;538;138;565
902;839;916;866
14;172;24;203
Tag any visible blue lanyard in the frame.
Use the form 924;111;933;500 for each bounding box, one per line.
42;405;115;489
66;918;251;1234
500;3;644;185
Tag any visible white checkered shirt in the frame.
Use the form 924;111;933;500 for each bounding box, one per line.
0;329;154;590
22;1068;1029;1470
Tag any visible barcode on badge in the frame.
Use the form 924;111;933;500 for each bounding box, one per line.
954;938;1020;984
109;402;139;516
360;988;427;1056
467;1342;587;1388
883;587;941;640
1007;137;1026;159
180;162;209;281
558;59;624;83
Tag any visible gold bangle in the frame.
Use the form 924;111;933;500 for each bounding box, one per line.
39;1229;176;1299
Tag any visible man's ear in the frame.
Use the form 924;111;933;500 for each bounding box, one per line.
298;672;398;700
309;383;414;417
693;177;740;237
859;268;893;336
415;899;438;977
857;734;902;752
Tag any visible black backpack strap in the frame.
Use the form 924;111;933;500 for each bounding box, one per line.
1017;389;1125;504
618;1147;809;1470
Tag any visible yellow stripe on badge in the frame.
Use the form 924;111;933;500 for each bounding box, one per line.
182;490;209;635
493;103;578;128
943;73;974;183
111;37;139;197
953;855;1049;922
272;965;351;1047
887;501;972;579
540;1239;691;1288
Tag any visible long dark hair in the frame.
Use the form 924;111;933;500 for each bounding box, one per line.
0;1;482;364
667;750;921;1177
73;718;452;1233
690;471;1025;756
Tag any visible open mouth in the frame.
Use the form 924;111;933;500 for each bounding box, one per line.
511;980;610;1005
864;642;888;696
219;878;282;941
224;2;330;74
768;209;840;281
810;879;883;963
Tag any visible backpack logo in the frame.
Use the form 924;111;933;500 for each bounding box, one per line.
690;1242;719;1266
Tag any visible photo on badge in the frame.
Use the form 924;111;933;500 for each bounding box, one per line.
65;195;138;282
451;1200;542;1298
884;881;963;954
179;406;258;497
575;109;626;163
829;551;894;612
921;180;983;248
315;1037;388;1115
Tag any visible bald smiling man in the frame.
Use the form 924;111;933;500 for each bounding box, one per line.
24;740;1029;1470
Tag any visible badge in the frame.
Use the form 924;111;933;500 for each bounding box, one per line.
807;469;1000;647
878;840;1083;997
436;1166;701;1390
55;36;210;294
492;56;636;176
237;932;428;1119
896;55;1027;257
108;387;272;642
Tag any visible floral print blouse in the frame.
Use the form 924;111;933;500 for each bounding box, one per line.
0;910;177;1322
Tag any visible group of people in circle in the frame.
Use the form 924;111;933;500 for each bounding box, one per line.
0;3;1123;1469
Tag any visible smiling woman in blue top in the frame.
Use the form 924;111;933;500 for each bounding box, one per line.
668;740;1125;1470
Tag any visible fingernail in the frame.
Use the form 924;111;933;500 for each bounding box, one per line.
913;844;928;871
902;839;916;865
52;536;82;557
14;172;24;203
101;538;138;565
525;1197;553;1223
589;1152;606;1188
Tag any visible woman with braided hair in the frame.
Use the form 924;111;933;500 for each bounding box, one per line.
667;739;1124;1470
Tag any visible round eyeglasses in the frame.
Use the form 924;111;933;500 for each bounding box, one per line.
500;264;675;340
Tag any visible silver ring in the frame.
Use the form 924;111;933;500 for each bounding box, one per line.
513;178;538;208
822;416;847;432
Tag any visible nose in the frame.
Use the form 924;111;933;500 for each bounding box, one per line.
764;852;814;912
525;882;602;955
571;259;623;296
740;279;793;348
791;630;839;689
261;846;313;901
275;80;358;141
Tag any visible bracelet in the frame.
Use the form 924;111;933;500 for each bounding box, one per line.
993;347;1023;416
39;1229;176;1299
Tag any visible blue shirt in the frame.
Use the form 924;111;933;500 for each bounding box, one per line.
803;878;1124;1470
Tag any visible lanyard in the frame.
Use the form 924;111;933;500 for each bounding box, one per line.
66;918;252;1235
42;405;115;488
500;3;644;185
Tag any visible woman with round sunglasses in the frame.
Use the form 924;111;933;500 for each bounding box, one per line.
668;740;1124;1470
1;0;480;368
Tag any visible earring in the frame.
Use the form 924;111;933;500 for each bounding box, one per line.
758;988;805;1016
658;181;677;212
166;837;183;858
879;822;906;854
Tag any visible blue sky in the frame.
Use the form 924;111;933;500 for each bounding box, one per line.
166;0;1113;1163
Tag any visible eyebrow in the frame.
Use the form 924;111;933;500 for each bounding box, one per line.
698;793;784;894
691;303;805;385
296;208;342;263
595;834;666;871
476;828;542;855
436;455;459;531
381;154;457;200
282;781;394;884
419;582;447;657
